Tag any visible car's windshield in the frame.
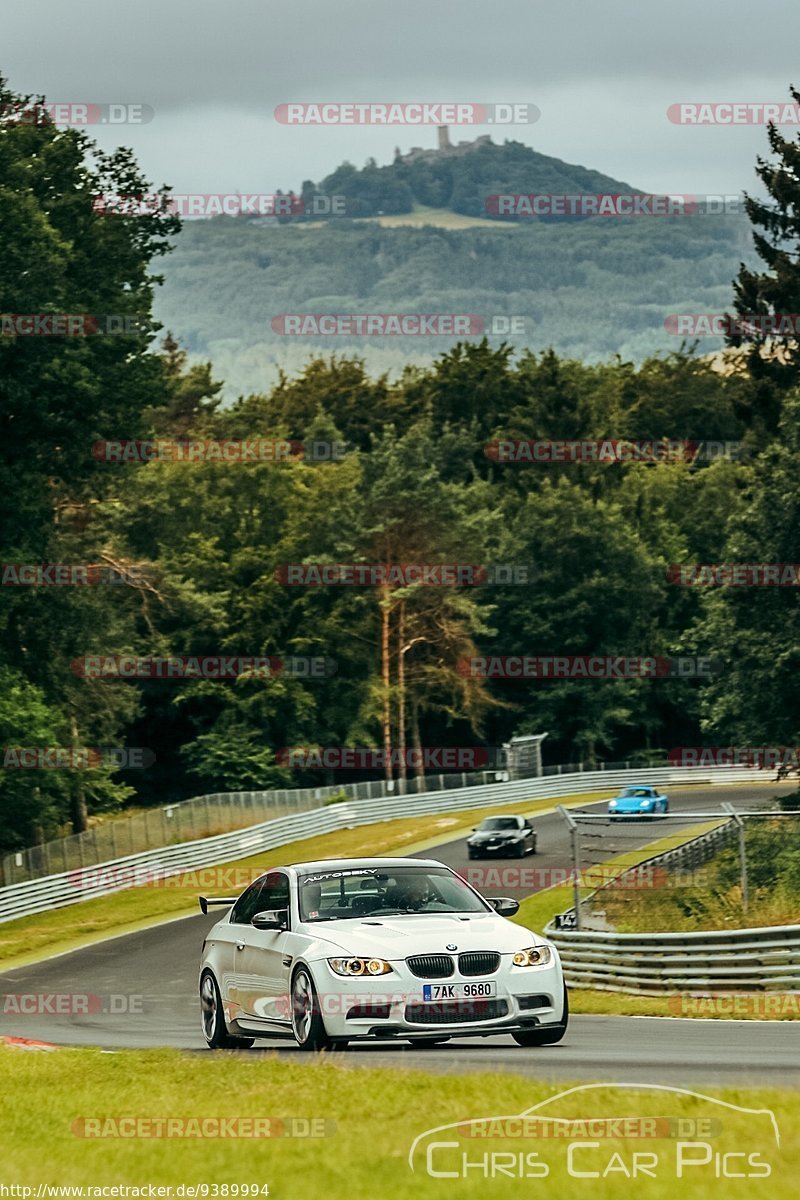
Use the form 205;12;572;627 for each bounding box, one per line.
479;817;520;830
622;788;651;797
298;866;490;922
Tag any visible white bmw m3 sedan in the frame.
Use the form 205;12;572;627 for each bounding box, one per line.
199;857;568;1050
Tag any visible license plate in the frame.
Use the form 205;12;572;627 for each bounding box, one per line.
422;981;497;1001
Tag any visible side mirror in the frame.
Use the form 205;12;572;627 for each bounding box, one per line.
487;896;519;917
252;909;288;931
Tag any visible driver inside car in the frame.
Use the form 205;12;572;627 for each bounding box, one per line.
385;874;433;911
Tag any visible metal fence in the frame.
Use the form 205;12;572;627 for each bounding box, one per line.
1;768;508;887
0;758;651;887
547;817;800;993
0;765;779;923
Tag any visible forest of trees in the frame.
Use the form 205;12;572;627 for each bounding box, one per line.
2;77;800;853
155;186;752;398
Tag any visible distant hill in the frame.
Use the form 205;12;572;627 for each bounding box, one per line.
153;138;755;397
300;136;640;221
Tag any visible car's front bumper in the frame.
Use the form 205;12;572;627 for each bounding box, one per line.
467;840;525;856
305;957;565;1039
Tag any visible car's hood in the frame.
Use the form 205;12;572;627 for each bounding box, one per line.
301;913;540;958
612;797;655;809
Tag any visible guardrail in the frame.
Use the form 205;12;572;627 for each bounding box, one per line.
1;767;511;887
0;765;779;924
548;923;800;993
547;819;800;993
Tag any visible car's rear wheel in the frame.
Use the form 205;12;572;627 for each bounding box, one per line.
291;966;334;1051
512;986;569;1047
200;971;254;1050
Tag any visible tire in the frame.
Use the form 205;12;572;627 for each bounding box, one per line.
200;971;254;1050
512;986;569;1047
515;841;526;858
467;850;478;859
291;965;334;1051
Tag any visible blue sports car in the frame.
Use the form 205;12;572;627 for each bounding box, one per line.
608;785;669;818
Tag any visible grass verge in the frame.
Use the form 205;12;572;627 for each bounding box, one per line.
0;1047;795;1197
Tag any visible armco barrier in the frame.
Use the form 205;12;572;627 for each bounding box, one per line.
548;923;800;994
0;766;780;924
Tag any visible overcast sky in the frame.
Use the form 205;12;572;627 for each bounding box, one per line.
3;0;799;198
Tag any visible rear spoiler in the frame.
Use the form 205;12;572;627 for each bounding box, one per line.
199;896;236;915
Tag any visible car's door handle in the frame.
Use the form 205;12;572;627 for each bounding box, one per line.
236;943;245;951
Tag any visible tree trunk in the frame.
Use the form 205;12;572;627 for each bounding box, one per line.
397;601;407;782
380;586;393;781
69;715;89;833
411;701;426;792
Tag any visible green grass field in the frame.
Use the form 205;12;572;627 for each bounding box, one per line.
0;1047;795;1199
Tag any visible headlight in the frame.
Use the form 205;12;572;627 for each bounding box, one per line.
512;946;552;967
328;957;393;977
609;800;617;807
640;800;650;808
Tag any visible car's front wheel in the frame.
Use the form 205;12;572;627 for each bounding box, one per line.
200;971;254;1050
512;986;569;1047
291;965;335;1051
